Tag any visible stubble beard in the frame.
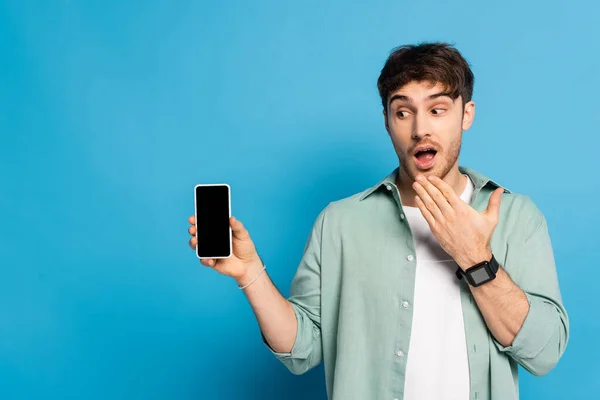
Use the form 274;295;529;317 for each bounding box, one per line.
400;135;462;183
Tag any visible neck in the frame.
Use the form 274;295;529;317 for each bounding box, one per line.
395;163;467;208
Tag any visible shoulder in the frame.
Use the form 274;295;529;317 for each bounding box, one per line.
309;186;389;236
501;191;544;223
321;187;384;219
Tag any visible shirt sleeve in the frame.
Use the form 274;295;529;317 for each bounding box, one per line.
261;205;328;375
493;197;570;376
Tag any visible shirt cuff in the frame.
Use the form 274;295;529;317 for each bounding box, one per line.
261;302;318;360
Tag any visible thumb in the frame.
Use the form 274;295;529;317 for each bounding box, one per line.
484;188;504;221
230;216;251;240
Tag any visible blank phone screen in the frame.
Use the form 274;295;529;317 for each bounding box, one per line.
195;185;231;258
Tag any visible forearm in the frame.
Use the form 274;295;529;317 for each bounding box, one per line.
236;261;298;353
468;267;530;347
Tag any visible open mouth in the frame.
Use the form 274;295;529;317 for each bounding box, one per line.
413;147;438;169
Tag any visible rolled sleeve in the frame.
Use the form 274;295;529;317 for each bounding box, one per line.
262;206;328;375
262;302;322;374
498;198;570;376
493;292;568;375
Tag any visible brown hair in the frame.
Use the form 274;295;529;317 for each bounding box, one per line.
377;42;474;112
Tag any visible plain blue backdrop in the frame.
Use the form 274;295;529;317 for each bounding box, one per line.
1;0;598;399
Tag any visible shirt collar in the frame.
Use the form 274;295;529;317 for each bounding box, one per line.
358;165;511;202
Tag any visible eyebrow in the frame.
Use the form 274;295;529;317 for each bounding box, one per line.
389;91;455;107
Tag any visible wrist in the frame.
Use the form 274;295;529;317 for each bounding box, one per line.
235;260;265;287
458;247;492;271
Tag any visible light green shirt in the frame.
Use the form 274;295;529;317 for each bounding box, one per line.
264;165;569;400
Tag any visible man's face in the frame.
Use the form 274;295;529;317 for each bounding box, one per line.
384;80;475;182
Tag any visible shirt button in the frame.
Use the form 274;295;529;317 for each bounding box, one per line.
386;184;392;191
400;214;405;220
396;350;404;357
401;300;410;308
407;254;414;261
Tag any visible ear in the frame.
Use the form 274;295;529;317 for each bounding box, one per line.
462;100;475;131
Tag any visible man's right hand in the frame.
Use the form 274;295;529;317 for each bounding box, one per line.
188;215;263;284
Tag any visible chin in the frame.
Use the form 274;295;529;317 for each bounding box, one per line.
404;161;450;182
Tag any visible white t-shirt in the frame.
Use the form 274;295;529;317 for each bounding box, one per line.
402;175;474;400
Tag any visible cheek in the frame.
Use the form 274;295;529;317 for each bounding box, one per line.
388;121;412;144
389;133;411;155
432;116;463;143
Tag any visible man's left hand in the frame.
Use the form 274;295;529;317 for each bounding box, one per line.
412;174;504;270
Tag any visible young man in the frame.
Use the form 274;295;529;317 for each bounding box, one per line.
187;42;569;400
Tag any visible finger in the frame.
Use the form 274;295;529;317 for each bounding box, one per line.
200;258;215;267
188;215;195;225
427;176;462;209
415;176;454;217
189;237;197;250
188;225;196;235
415;195;436;229
230;216;250;240
413;181;444;221
484;188;504;222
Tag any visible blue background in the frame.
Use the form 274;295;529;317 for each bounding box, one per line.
1;0;597;398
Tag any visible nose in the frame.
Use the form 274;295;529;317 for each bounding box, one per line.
412;111;433;140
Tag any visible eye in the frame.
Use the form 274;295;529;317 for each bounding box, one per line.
396;110;410;119
431;108;446;115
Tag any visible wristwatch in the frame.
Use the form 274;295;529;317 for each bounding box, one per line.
455;254;499;287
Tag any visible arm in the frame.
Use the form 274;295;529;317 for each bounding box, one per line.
253;207;327;375
236;260;298;354
458;202;569;377
478;210;569;376
468;267;530;348
188;209;323;374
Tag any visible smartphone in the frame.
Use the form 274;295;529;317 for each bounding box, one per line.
194;184;232;259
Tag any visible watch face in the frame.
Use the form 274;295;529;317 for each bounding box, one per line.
470;266;492;285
